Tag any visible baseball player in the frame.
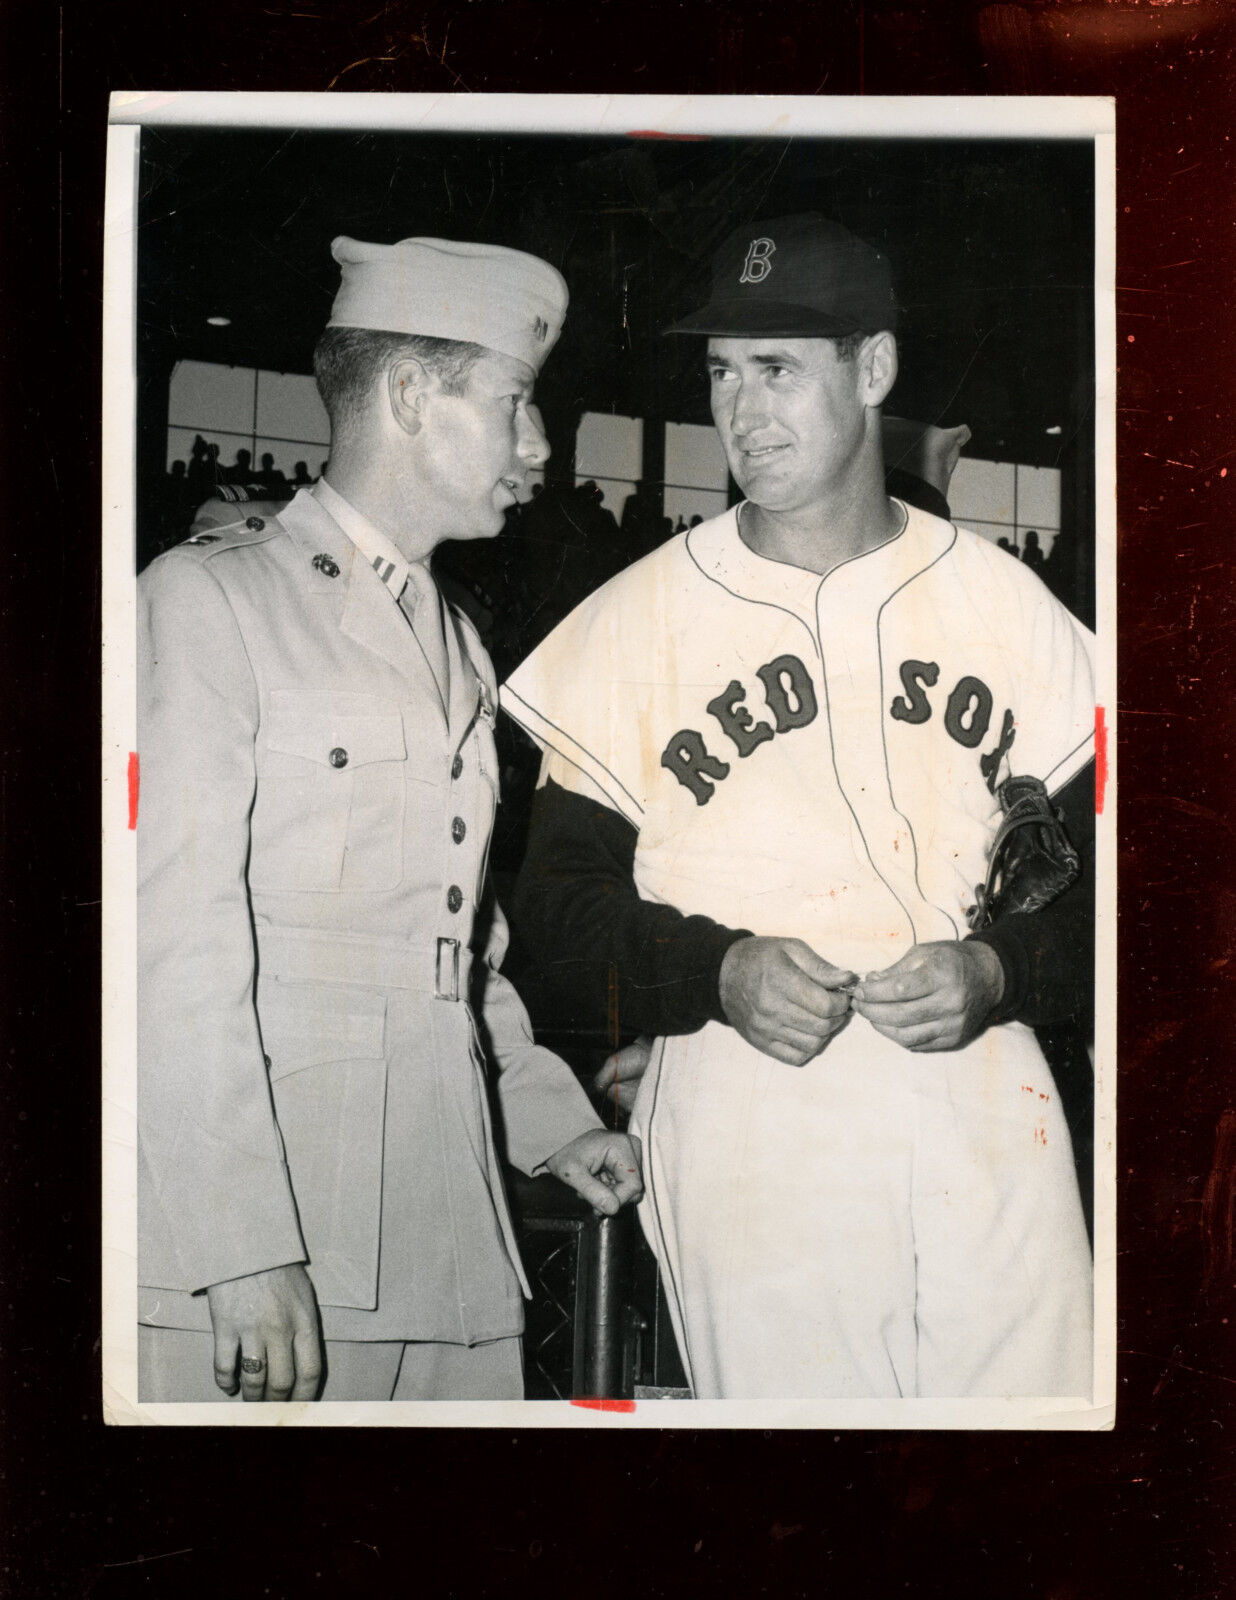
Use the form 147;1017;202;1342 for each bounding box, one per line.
502;215;1095;1400
137;235;642;1404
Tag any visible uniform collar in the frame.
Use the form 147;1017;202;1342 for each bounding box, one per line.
300;480;485;745
311;477;419;601
280;484;427;692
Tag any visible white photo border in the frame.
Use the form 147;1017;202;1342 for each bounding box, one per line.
102;91;1116;1429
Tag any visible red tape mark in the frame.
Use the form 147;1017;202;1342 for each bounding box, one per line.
128;752;140;829
1094;707;1108;815
571;1398;637;1413
625;130;710;141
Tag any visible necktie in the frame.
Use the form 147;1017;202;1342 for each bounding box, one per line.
400;562;451;711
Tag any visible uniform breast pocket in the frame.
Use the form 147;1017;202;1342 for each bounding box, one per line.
249;690;409;894
258;977;388;1310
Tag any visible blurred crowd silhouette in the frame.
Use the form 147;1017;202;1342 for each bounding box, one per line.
152;440;718;668
154;437;1082;677
155;438;1083;661
996;526;1075;598
154;436;325;559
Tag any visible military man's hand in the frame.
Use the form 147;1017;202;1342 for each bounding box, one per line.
851;940;1005;1052
545;1130;644;1215
592;1035;654;1116
719;936;856;1067
206;1262;323;1402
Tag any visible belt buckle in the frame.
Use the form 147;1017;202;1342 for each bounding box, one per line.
435;936;461;1002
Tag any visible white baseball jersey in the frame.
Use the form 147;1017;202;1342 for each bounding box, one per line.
502;501;1095;1399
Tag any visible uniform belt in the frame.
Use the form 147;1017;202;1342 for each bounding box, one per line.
256;924;474;1002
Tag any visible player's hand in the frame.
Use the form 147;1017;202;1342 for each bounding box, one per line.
718;937;856;1067
592;1036;654;1117
544;1130;644;1215
850;940;1005;1052
206;1263;323;1402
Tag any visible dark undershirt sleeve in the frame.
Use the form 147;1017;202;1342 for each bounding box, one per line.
510;777;753;1038
513;761;1095;1040
965;759;1096;1029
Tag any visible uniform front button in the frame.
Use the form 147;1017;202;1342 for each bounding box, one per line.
451;816;466;844
446;885;463;913
245;516;266;532
451;753;464;780
329;746;349;769
263;1054;272;1069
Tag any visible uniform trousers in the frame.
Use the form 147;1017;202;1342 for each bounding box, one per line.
634;1017;1093;1400
138;1325;523;1402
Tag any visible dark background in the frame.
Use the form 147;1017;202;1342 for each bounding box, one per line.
135;127;1093;469
133;129;1096;619
3;2;1235;1597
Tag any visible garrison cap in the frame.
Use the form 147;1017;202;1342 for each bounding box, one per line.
666;214;898;339
328;235;569;372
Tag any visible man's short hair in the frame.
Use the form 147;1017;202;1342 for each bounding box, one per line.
832;331;867;363
312;326;487;436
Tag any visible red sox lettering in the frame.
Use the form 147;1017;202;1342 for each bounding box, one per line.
660;652;818;803
889;659;1017;792
661;653;1018;805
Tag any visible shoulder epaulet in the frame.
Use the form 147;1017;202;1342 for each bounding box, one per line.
175;500;289;557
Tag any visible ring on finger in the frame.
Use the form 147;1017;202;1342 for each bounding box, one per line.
240;1356;266;1375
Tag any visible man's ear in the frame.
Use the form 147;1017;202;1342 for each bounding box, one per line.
860;332;898;409
388;356;431;436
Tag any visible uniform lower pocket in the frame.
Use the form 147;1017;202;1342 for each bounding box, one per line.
258;978;388;1309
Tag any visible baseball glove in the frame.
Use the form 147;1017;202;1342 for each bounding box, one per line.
967;773;1081;932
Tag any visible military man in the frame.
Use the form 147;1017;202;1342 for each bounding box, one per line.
137;235;641;1403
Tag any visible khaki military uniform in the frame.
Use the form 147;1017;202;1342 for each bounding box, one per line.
137;486;600;1349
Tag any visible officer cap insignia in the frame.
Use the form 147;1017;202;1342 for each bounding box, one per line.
328;235;568;374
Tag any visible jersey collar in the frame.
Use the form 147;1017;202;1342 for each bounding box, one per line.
686;500;954;628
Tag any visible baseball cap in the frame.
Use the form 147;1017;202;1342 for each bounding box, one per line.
665;214;898;338
328;235;569;372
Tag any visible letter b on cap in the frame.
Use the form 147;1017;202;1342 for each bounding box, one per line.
739;237;776;284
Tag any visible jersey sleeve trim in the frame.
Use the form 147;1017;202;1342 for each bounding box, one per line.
499;683;646;828
1042;727;1096;797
